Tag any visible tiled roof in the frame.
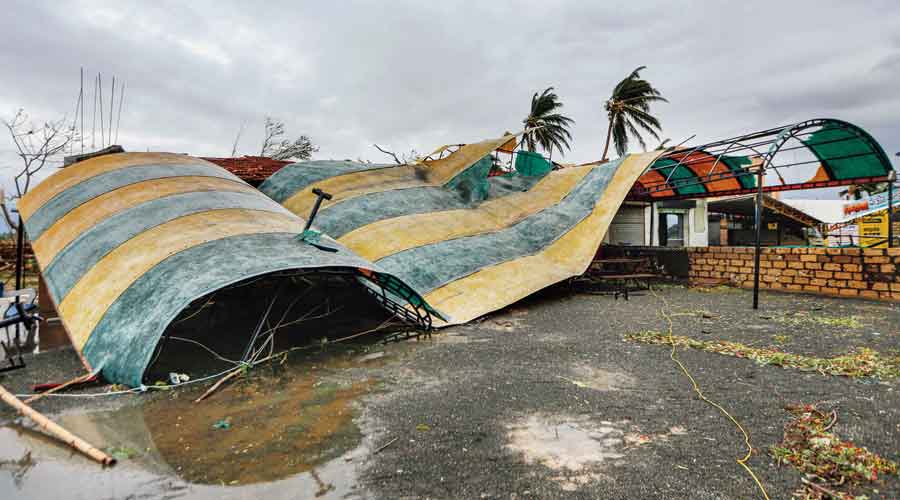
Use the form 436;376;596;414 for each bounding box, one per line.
201;156;290;183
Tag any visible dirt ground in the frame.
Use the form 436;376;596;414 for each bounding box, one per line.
0;284;897;499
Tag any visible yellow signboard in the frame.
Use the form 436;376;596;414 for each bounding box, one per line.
859;209;888;248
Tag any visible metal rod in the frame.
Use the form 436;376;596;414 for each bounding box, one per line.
643;128;839;172
631;174;889;202
633;151;881;197
752;163;764;310
303;188;332;232
15;217;23;293
14;217;24;344
889;170;896;248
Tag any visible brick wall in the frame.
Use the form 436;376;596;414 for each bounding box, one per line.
688;246;900;301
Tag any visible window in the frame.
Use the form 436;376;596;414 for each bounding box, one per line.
658;213;685;247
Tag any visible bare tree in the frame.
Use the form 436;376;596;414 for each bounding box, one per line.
260;117;317;161
1;109;77;228
230;122;245;158
372;144;420;164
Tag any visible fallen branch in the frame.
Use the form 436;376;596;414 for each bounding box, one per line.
25;371;98;404
0;384;115;465
194;366;244;403
373;436;397;454
800;477;843;499
194;317;400;403
822;409;838;432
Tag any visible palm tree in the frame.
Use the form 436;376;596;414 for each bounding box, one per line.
522;87;574;158
601;66;668;161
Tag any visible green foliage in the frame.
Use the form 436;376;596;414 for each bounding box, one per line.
602;66;668;160
625;331;900;379
777;312;864;329
104;445;141;461
771;404;898;498
522;87;574;158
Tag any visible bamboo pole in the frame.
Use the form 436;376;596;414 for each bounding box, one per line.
0;384;115;465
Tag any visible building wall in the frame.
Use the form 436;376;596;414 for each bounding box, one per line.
688;246;900;301
651;200;708;247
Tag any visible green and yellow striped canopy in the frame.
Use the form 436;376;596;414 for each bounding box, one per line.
22;135;656;386
261;138;657;327
20;152;427;386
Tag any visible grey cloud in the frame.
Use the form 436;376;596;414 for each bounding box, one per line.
1;0;898;199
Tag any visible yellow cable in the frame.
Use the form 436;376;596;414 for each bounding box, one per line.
650;288;771;500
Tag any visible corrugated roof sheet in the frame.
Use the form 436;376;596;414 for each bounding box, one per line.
201;156;290;183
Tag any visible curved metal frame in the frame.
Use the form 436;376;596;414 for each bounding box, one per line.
626;118;895;312
629;118;894;201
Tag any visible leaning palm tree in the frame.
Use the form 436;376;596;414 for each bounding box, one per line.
522;87;574;158
601;66;668;161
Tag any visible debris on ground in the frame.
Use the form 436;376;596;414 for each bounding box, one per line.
105;446;141;461
776;313;865;329
626;331;900;379
771;404;898;499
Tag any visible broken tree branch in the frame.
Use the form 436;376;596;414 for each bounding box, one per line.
373;144;402;164
194;366;243;403
0;384;115;465
24;372;97;404
800;477;843;499
373;436;398;454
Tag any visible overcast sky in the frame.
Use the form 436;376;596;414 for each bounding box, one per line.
1;0;898;199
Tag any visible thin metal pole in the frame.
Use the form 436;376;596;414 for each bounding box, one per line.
115;81;125;144
648;202;654;246
98;73;104;148
109;75;115;144
15;218;23;293
14;217;24;342
888;171;895;247
752;164;765;309
80;67;84;153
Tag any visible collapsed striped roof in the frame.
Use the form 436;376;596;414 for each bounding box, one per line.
18;153;428;386
22;134;657;385
261;136;657;326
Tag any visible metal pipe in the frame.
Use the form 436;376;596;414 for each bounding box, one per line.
14;216;24;344
889;169;896;248
303;188;333;232
633;151;881;198
752;163;765;310
14;217;23;293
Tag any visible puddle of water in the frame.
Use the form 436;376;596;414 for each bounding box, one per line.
0;347;409;499
142;374;372;485
506;414;625;471
0;421;364;499
506;414;627;491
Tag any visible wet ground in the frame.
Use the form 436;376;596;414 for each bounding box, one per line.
1;284;898;499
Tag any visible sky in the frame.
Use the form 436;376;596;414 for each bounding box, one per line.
1;0;899;201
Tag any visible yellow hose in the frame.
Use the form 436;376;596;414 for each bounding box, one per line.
650;288;770;500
